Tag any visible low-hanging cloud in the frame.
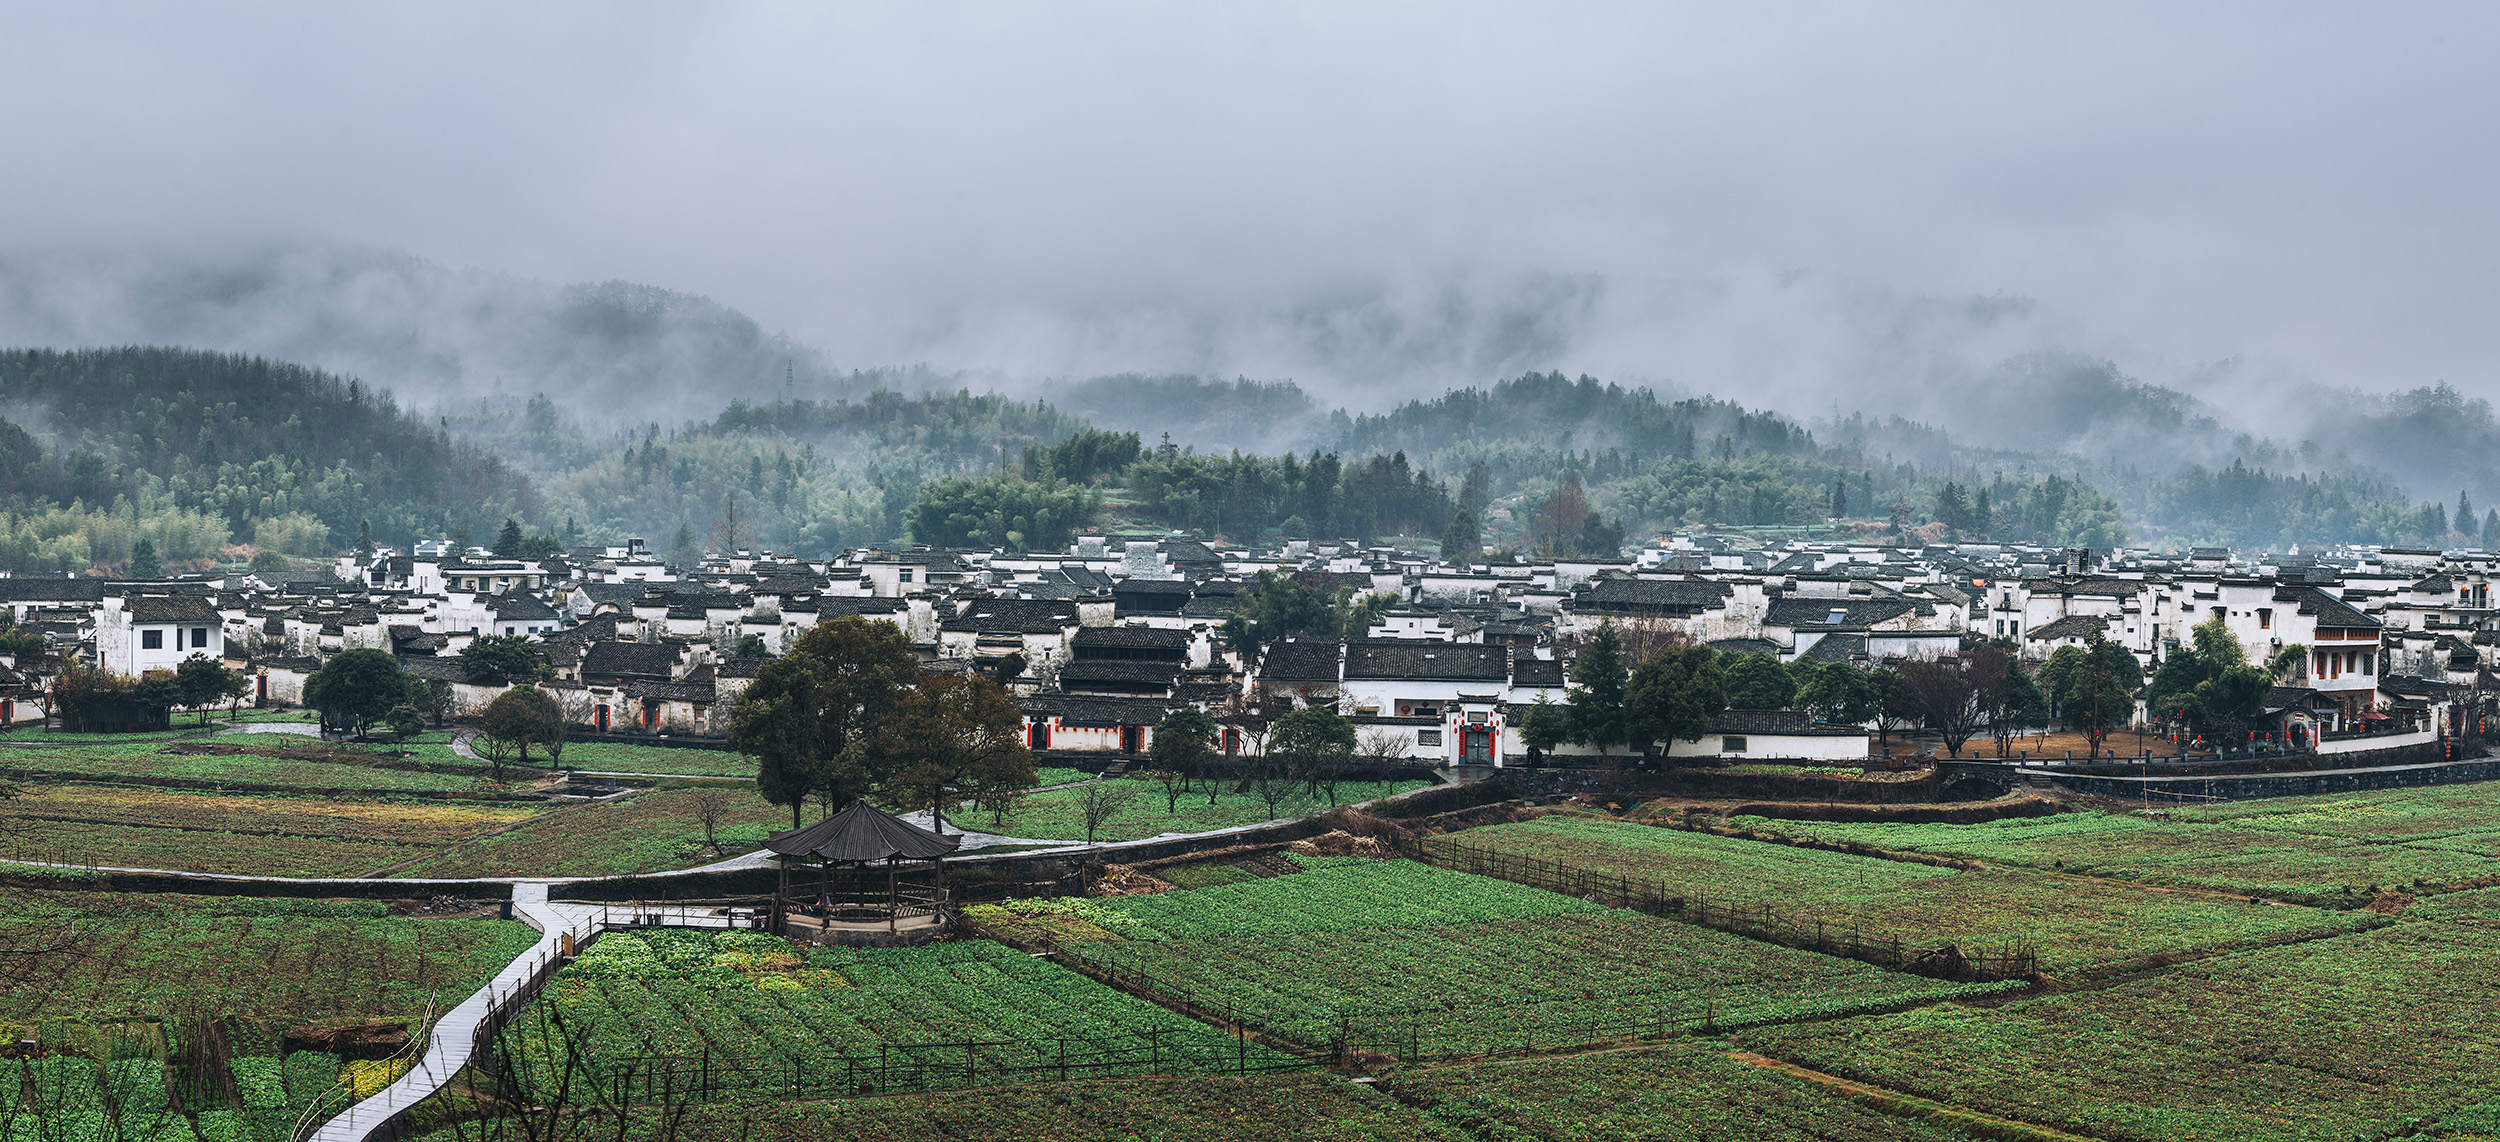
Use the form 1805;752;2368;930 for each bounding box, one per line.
0;3;2492;442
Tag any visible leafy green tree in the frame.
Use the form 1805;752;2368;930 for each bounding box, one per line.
248;549;293;573
304;648;407;738
1791;662;1876;725
173;654;248;726
459;634;550;686
384;704;426;741
513;533;566;560
733;633;770;659
2146;612;2273;747
1266;706;1357;809
906;474;1100;553
877;673;1039;834
481;685;565;773
1222;569;1343;659
126;538;161;579
1626;646;1727;754
2038;633;2141;758
0;614;43;659
1151;706;1219;793
1721;653;1797;710
728;616;921;828
1518;695;1571;765
1566;624;1632;756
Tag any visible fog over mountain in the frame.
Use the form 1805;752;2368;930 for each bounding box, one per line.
0;6;2495;493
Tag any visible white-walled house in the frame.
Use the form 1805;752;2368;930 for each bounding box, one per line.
1661;709;1871;760
96;595;224;676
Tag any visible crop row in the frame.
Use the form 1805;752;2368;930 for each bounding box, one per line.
1740;923;2500;1142
1381;1038;1988;1142
2;894;538;1027
985;858;1603;946
1732;807;2500;903
0;1051;349;1142
1065;909;2013;1059
10;782;536;846
502;931;1296;1097
1432;817;2381;972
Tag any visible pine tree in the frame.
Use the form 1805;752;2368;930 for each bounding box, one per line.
356;519;373;558
1566;623;1632;756
2461;491;2476;536
127;538;161;579
494;517;525;556
1831;479;1848;519
666;522;701;570
1439;511;1482;565
2485;509;2498;549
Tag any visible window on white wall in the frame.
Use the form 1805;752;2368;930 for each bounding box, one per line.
1723;735;1748;752
141;629;162;650
1417;730;1441;746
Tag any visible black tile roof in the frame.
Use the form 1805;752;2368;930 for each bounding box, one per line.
1074;626;1193;650
1572;579;1733;612
1018;694;1181;726
1343;641;1508;681
580;641;682;679
943;599;1078;633
1259;641;1343;682
1509;657;1566;687
1765;598;1920;628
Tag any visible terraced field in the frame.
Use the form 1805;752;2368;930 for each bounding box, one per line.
981;859;2012;1059
389;786;789;878
1430;816;2382;972
0;782;539;876
1738;923;2500;1142
502;930;1298;1099
1731;801;2500;904
983;776;1436;842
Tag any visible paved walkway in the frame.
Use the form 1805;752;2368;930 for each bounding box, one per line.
306;883;578;1142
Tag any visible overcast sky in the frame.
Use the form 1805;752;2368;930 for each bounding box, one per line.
2;3;2495;408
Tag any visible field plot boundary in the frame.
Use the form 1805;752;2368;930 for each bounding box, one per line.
1408;831;2039;981
1726;1050;2110;1142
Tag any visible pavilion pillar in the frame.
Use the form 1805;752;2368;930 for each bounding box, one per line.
887;861;898;933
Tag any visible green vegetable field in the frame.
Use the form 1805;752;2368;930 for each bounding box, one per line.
1430;816;2383;972
500;930;1300;1100
1738;923;2500;1142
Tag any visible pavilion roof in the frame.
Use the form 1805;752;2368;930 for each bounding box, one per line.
764;800;960;862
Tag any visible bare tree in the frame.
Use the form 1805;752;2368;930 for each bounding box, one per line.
1072;783;1140;844
1356;726;1413;786
1895;656;1984;758
1140;767;1189;814
686;789;736;856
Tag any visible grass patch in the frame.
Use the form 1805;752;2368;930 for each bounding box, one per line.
555;741;754;777
392;787;788;877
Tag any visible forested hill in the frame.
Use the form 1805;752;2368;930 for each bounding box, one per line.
0;347;540;573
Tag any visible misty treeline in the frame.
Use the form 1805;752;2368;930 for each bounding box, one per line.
0;348;537;573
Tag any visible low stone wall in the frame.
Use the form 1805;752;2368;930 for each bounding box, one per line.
0;867;522;898
2038;757;2500;802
